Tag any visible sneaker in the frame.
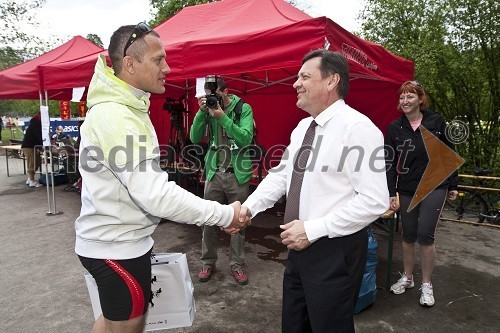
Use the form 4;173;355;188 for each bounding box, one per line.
28;180;43;188
390;273;414;294
198;266;215;282
230;269;249;285
420;283;435;307
26;178;30;185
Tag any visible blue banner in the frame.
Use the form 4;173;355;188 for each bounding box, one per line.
50;120;82;140
23;119;82;140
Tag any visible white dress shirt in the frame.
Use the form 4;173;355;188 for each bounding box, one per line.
243;100;389;242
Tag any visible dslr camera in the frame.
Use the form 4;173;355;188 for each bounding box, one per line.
205;75;223;109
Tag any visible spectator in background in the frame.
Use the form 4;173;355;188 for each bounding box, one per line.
52;125;70;143
74;120;84;150
385;80;459;307
21;113;43;188
190;76;254;285
68;120;84;191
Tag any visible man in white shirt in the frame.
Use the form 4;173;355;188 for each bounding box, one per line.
240;49;389;332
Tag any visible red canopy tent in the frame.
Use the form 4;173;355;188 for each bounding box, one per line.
0;0;413;153
0;36;103;214
39;50;108;93
148;0;414;150
0;35;103;100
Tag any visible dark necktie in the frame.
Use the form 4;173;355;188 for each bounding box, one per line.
283;120;317;223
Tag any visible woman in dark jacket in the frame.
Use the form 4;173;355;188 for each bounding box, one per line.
385;81;458;307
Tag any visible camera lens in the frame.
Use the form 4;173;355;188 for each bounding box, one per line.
206;95;218;109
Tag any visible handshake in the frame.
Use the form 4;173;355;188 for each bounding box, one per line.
221;201;252;234
221;201;311;251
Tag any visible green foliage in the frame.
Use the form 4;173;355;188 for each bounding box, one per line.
149;0;215;27
148;0;306;26
359;0;499;174
86;34;104;49
0;0;66;117
1;122;25;142
0;100;39;117
0;0;48;61
0;46;24;70
0;99;61;118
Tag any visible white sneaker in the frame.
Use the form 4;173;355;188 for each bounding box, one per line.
28;180;43;188
420;283;435;307
390;273;415;294
26;178;30;185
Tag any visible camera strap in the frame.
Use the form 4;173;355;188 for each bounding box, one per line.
233;99;258;145
233;100;244;125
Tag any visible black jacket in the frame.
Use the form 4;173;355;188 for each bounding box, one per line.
21;115;43;148
385;109;459;196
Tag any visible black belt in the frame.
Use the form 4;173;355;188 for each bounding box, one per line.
217;166;234;173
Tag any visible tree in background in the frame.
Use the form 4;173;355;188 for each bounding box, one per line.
86;34;104;49
148;0;214;27
0;0;70;118
0;1;47;117
148;0;310;27
0;0;50;66
0;46;24;71
359;0;499;173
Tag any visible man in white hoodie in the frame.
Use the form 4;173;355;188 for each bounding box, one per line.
75;23;246;333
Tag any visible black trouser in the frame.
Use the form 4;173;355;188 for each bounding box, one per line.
282;228;368;333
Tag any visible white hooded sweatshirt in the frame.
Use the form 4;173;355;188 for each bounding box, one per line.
75;55;233;260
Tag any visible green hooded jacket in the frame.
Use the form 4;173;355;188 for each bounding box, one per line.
189;94;254;184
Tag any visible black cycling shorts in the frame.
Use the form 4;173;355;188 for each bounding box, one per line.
399;189;447;245
79;248;152;321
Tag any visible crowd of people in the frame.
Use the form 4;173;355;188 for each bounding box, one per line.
4;21;460;333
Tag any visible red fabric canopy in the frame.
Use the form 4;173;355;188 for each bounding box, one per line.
39;50;107;92
156;0;412;83
0;36;103;99
150;0;414;149
0;0;413;152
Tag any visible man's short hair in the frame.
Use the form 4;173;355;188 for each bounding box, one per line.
108;25;160;74
204;76;227;92
302;49;350;99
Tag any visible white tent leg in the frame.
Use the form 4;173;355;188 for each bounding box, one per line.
40;90;60;215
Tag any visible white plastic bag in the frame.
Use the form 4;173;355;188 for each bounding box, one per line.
84;253;195;331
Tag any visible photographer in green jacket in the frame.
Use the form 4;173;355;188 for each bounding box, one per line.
190;76;254;285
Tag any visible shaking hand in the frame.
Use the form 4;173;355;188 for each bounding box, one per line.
221;201;251;234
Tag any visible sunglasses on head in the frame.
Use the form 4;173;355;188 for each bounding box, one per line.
410;80;423;88
123;22;152;57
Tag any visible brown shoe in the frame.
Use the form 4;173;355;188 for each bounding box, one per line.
198;266;215;282
230;269;248;285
